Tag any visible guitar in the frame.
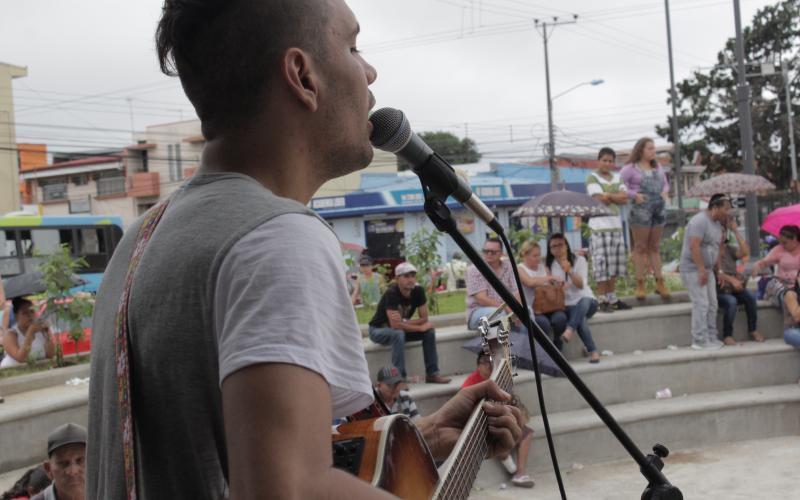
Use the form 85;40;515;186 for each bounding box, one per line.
332;314;515;499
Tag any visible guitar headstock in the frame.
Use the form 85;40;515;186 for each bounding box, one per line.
476;312;514;392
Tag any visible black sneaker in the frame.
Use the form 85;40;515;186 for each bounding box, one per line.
598;302;613;313
611;300;632;311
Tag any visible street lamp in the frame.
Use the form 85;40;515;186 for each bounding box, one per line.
546;79;605;191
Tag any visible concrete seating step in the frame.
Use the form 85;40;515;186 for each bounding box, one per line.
0;363;90;397
408;339;800;417
363;301;785;382
0;383;89;473
475;383;800;485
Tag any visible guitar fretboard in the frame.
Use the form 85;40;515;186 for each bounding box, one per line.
434;359;514;499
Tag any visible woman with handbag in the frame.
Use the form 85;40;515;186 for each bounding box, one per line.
518;240;568;347
546;234;602;363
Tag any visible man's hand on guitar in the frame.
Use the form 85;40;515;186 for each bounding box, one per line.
418;380;524;461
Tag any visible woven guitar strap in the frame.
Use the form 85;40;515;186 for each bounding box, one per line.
115;200;170;500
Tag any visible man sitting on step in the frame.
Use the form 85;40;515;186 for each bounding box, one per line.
368;262;451;384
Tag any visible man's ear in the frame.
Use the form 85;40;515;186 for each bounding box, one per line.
43;460;53;479
282;48;319;112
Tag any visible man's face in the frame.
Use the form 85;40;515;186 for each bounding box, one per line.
478;357;493;379
598;154;615;172
315;0;378;180
712;202;732;222
44;443;85;497
396;272;417;294
378;381;402;401
482;241;503;266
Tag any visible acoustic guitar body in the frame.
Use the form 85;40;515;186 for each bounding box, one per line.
332;414;439;499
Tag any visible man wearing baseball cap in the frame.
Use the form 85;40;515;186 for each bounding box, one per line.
368;262;450;384
374;365;421;421
31;423;87;500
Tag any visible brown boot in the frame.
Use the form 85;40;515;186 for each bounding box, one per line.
655;277;671;300
635;279;646;300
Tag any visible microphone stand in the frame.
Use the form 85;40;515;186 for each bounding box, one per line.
420;192;682;500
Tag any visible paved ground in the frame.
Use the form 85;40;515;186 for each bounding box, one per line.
3;436;797;497
470;436;800;499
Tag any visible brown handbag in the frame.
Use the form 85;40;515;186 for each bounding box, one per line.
533;284;565;315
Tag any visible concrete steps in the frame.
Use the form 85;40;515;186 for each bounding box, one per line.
409;340;800;417
475;384;800;485
363;301;785;382
0;383;89;472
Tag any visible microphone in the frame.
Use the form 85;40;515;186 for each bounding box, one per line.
369;107;502;233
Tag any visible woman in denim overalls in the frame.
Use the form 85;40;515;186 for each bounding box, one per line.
621;138;671;300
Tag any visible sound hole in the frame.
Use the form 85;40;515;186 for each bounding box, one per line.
332;437;366;476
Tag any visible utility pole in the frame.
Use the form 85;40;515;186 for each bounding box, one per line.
733;0;761;257
535;16;577;193
784;63;798;183
664;0;684;221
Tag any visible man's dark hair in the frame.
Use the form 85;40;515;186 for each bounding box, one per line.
477;351;490;364
11;297;32;315
780;224;800;241
597;147;616;160
545;233;575;270
155;0;331;140
484;237;502;249
708;193;731;209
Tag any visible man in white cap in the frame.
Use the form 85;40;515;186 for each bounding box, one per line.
368;262;450;383
32;423;87;500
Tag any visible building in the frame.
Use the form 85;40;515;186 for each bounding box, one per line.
0;62;27;214
313;162;602;264
22;118;398;226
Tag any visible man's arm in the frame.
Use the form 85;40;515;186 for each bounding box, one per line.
689;236;708;285
386;309;431;332
223;363;397;500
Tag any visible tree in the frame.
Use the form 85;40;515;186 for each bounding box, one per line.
401;228;443;313
38;245;94;366
656;0;799;189
397;131;481;171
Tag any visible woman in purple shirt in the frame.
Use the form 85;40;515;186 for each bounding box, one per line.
620;137;671;301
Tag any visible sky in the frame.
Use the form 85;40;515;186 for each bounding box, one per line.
0;0;779;165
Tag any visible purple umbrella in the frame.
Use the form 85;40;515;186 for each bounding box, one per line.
761;204;800;237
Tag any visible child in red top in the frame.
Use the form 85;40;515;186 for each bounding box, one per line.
460;351;536;488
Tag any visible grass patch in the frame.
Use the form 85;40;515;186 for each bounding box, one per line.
0;355;90;380
356;290;467;324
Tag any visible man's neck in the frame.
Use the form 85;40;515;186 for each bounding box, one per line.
489;261;503;273
200;126;325;205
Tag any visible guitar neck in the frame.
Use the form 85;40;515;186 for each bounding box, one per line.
433;359;514;499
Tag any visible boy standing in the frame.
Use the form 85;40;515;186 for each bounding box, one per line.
586;148;632;312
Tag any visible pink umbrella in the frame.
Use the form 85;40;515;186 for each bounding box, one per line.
761;204;800;237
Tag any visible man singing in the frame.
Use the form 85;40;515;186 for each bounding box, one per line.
86;1;523;498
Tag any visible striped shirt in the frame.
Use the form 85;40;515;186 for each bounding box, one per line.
388;390;420;421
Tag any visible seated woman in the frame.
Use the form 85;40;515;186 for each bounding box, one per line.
518;239;568;346
546;234;601;363
0;297;56;369
753;225;800;306
783;276;800;349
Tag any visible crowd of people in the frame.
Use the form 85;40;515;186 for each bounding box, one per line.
355;141;800;372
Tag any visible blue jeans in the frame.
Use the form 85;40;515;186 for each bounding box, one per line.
565;297;599;353
785;327;800;348
537;310;568;350
717;290;758;337
368;326;440;378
